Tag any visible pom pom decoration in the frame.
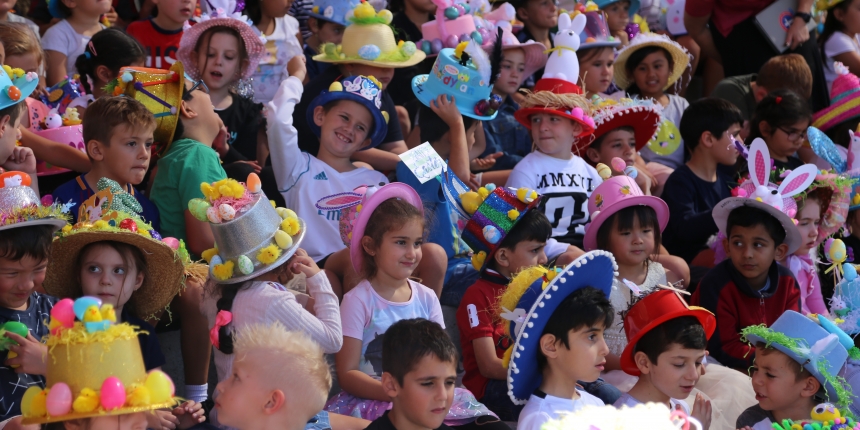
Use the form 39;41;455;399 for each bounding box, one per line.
126;385;150;406
29;388;48;417
508;209;520;221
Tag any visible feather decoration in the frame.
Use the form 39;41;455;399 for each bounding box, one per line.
488;27;503;86
464;40;491;84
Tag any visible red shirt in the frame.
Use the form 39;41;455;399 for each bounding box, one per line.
685;0;775;38
455;271;513;400
126;18;183;69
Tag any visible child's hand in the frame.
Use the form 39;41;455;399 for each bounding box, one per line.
690;392;712;430
470;152;502;172
290;248;321;277
153;409;180;430
287;56;307;83
212;126;230;156
429;94;464;129
172;400;205;429
5;332;47;375
2;146;36;174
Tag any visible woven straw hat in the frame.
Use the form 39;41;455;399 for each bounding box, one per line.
613;33;689;90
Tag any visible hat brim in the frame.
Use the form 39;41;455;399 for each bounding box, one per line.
312;50;427;68
591;108;661;152
213;218;307;284
22;400;178;425
620;307;716;375
0;71;40;112
580;40;621;49
177;18;266;80
513;107;595;154
44;230;185;318
507;250;616;404
0;218;66;232
712;197;802;254
412;74;499;121
349;183;423;274
307;12;347;26
504;42;548;84
813;98;860;132
306;89;389;148
614;39;688;90
583;195;669;251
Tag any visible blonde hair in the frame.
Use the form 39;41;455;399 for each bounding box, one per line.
0;21;43;66
519;89;592;113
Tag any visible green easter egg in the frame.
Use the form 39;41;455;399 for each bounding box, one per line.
188;198;211;222
237;255;254;275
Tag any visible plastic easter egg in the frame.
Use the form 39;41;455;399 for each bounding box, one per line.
431;38;443;53
275;230;293;249
489;94;503;109
210;255;223;267
46;382;72;416
51;299;75;328
471;31;482;45
478;27;490;42
595;163;611;180
7;85;20;101
246;173;261;193
462;3;470;13
188;198;211;222
207;207;222;223
483;225;502;244
119;218;137;232
444;6;459;18
610;157;627;173
100;377;126;410
162;237;180;250
845;263;858;281
454;4;465;15
149;229;162;240
219;204;236;221
145;370;174;403
421;40;431;54
624;166;638;179
73;297;102;320
830;239;848;264
21;386;41;417
459;33;471;42
401;41;416;56
237;255;254;275
445;35;460;48
377;9;392;23
358;44;381;61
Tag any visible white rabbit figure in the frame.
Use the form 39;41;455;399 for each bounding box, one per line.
747;138;818;212
848;130;860;170
543;13;586;82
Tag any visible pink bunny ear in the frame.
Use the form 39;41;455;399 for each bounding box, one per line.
749;138;770;187
777;164;818;198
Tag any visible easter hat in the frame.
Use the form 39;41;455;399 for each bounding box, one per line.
193;173;306;284
593;0;640;16
814;63;860;133
620;289;716;376
807;123;860;211
0;171;69;232
107;63;185;156
583;162;669;250
578;9;622;49
308;0;361;26
306;75;389;148
513;78;596;153
412;40;504;120
613;33;689;90
21;297;178;424
43;178;204;320
313;2;426;67
0;65;38;112
177;0;266;80
416;0;497;57
589;98;662;151
496;251;616;404
742;311;855;409
495;20;547;84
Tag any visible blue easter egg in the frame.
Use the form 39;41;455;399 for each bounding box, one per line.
431;38;444;53
444;6;459;19
845;263;858;282
150;229;162;241
624;166;638;179
73;297;102;321
358;44;381;61
402;41;417;56
421;40;431;54
483;225;502;244
471;31;482;44
462;3;470;13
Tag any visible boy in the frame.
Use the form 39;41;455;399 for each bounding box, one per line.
513;0;557;86
615;289;715;429
662;98;744;264
214;322;332;430
736;310;852;429
52;96;161;230
126;0;194;68
303;0;348;81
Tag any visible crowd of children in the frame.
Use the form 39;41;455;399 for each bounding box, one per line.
5;0;860;428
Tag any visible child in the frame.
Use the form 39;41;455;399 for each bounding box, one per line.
214;322;333;430
746;89;812;171
819;0;860;95
662;98;743;264
42;0;109;85
74;28;146;97
736;310;853;428
594;0;637;46
126;0;194;68
615;289;715;429
691;139;812;370
246;0;303;103
513;0;557;86
304;0;351;80
576;9;621;99
325;183;503;429
497;251;615;429
0;0;39;37
0;65;41;189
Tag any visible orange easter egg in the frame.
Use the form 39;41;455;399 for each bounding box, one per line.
246;173;261;193
7;86;20;101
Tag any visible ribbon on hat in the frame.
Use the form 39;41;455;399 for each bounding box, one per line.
209;310;232;349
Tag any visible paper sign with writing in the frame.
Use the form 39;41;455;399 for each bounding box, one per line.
398;142;446;184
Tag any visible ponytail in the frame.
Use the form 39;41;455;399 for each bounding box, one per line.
75;28;146;94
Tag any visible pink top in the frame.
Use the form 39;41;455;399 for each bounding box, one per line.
786;254;829;316
685;0;774;38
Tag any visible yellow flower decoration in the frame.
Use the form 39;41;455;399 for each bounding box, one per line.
256;245;281;265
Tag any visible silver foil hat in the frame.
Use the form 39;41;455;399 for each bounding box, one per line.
0;172;68;232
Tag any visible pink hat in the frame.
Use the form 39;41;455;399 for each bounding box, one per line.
496;21;547;84
583;162;669;251
177;0;266;80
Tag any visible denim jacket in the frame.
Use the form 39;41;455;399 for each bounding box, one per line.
481;96;533;170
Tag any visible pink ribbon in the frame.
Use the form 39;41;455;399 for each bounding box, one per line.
210;310;233;349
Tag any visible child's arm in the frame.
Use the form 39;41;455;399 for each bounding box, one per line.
806;276;829;316
256;127;269;168
471;338;507;379
265;56;307;194
430;95;470;185
2;147;39;196
662;174;719;247
335;337;390;401
5;331;47;376
351;143;408;171
184;211;215;257
44;51;67;87
20;128;91;173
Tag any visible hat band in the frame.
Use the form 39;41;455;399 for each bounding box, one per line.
832;87;860;104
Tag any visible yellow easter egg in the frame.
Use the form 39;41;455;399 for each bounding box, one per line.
275;230;293;249
21;386;41;416
830;239;847;263
596;163;611;180
329;82;343;92
377;9;393;23
93;220;109;229
7;350;18;368
145;370;173;404
460;191;483;215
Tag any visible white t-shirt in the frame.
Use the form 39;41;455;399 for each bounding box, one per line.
252;15;303;103
506;151;602;247
6;14;40;41
824;31;860;96
42;20;105;76
341;279;444;378
613;393;690;414
518;390;604;430
638;94;689;170
266;76;388;262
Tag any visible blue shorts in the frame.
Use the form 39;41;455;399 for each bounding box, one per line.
441;257;480;307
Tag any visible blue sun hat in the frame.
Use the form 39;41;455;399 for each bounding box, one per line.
593;0;640;16
308;0;361;26
0;65;38;111
495;250;617;405
306;74;389;148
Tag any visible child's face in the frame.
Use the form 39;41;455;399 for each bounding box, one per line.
607;213;655;267
549;323;609;384
494;48;526;97
313;100;373;156
641;343;705;401
587;129;636;167
79;244;144;312
5;53;41;76
630;51;671;97
0;255;47;310
387;355;456;430
761;119;809;162
344;64;394;90
90;124;154;186
602;0;630;32
578;48;615;96
313;19;346;45
366;218;423;282
722;223;786;289
751;348;817;414
214;353;271;428
67;0;112;18
0;0;15;14
152;0;194;23
794;199;821;256
196;32;246;93
496;239;547;276
834;0;860;35
183;79;225;139
0;112;22;164
64;412;148;430
261;0;294;20
405;0;437;14
708;123;741;166
530;113;581;159
520;0;558;30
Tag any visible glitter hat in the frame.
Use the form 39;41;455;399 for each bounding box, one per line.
613;33;689;90
814;63;860;133
21;296;178;424
0;65;38;112
0;171;69;232
589;97;662;151
513;78;596;154
577;8;621;49
307;75;389;148
495;251;616;405
308;0;361;26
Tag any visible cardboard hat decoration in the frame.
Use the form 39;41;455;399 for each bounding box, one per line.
416;0;496;56
307;75;389;148
589;97;662;151
193;173;305;284
21;296;177;424
814;63;860;132
613;33;689;90
308;0;361;26
0;171;69;232
496;251;616;404
0;65;38;112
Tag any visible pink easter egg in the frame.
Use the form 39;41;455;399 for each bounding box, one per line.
571;107;583;119
100;377;126;410
51;299;75;328
610;157;627;173
162;237;180;250
46;382;72;416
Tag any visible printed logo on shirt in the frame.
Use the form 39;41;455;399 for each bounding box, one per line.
313;171;328;180
537;191;590;246
144;46;177;69
467;304;479;328
536;172;596;191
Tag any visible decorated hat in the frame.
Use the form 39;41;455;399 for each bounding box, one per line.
40;74;91;114
513;78;596;153
107;64;185;156
541;402;702;430
0;171;69;232
830;256;860;335
413;40;504;120
712;139;817;255
177;0;267;80
593;0;640;16
308;0;361;25
620;289;716;376
313;2;426;67
589;97;662;151
814;63;860;133
44;178;206;319
817;0;846;11
613;33;689;90
577;6;622;49
584;160;669;250
21;296;178;424
496;250;616;404
192;173;305;284
307;75;389;148
0;65;38;112
416;0;496;56
742;311;856;409
494;19;547;84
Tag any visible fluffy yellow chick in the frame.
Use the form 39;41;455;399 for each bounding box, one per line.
280;218;300;235
82;306;102;323
100;304;116;323
201;182;220;201
353;1;375;18
460;191;484;214
72;388;99;413
256;245;281;265
215;179;245;199
212;261;235;281
126;385;151;406
201;247;219;263
30;388;48;417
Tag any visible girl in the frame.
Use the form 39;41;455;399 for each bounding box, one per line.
594;0;637;46
577;10;621;99
326;183;506;430
819;0;860;95
41;0;109;85
746;89;812;171
75;28;146;98
246;0;303;103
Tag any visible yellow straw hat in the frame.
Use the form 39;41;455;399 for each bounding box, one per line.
613;33;689;91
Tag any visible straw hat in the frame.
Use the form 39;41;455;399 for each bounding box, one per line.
613;33;689;90
44;177;193;319
0;171;68;232
513;78;596;153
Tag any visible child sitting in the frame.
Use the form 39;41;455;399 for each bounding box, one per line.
576;9;621;99
512;0;557;86
594;0;637;45
303;0;349;81
41;0;108;85
746;89;812;171
74;28;147;98
246;0;303;104
126;0;193;68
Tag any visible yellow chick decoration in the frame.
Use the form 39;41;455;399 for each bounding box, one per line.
353;1;375;19
212;261;235;281
471;251;487;270
460;191;484;215
811;403;840;422
82;306;102;323
280;217;300;235
201;182;220;201
30;388;48;417
215;179;245;199
454;41;469;59
72;388;100;413
477;187;490;199
256;245;282;265
202;247;219;263
516;188;537;204
126;384;151;406
100;304;117;323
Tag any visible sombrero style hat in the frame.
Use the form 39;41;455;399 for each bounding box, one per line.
589;97;662;151
307;75;389;148
0;171;68;232
496;250;616;404
613;33;689;90
514;78;596;154
177;0;267;80
814;63;860;133
43;177;204;319
193;173;305;284
21;296;178;424
314;2;426;67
